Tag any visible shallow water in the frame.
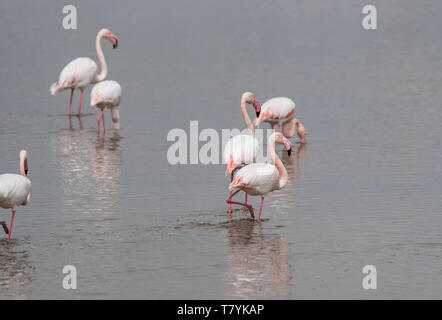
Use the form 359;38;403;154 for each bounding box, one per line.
1;0;442;299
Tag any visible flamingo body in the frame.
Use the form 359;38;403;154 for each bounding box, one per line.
0;174;31;210
90;80;122;109
90;80;122;132
50;58;98;95
224;134;259;175
257;97;295;127
230;163;279;196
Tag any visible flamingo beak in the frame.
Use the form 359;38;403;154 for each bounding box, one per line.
24;161;28;176
253;99;261;118
283;137;292;156
109;33;119;49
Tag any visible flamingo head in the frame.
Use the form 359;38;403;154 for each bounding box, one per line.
102;28;119;49
273;133;292;157
19;150;29;176
242;92;261;117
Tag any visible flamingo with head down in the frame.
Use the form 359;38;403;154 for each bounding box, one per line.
90;80;122;133
50;28;119;116
0;151;31;241
229;132;292;221
224;92;261;214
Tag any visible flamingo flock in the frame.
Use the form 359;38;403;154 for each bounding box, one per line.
225;93;306;221
1;27;308;241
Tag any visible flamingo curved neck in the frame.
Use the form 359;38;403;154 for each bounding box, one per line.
241;99;254;137
269;138;288;189
95;31;108;82
111;107;120;130
282;118;298;139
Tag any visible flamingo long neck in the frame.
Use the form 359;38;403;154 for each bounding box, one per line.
19;158;26;177
269;137;288;189
111;107;120;130
95;31;108;82
241;99;254;137
282;118;298;139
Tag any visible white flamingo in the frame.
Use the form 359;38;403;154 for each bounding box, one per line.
254;97;306;143
90;80;122;132
50;28;119;116
0;150;31;241
229;132;292;221
224;92;261;213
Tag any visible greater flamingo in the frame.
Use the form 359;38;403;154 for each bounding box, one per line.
90;80;122;133
0;150;31;241
224;92;261;213
50;28;119;116
282;118;306;144
229;132;292;221
254;97;296;134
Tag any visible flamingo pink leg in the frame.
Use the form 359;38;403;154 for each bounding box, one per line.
78;89;84;116
97;105;108;133
227;172;234;213
7;211;15;241
68;89;74;116
258;197;265;221
1;221;9;235
102;113;106;132
229;201;255;219
245;193;248;205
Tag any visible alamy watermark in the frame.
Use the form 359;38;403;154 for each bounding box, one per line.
166;121;287;165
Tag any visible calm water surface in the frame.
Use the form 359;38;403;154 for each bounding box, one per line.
1;0;442;299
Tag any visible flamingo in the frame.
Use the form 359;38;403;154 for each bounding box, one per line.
229;132;292;221
254;97;296;133
224;92;261;214
0;150;31;241
282;118;307;144
90;80;122;133
50;28;119;116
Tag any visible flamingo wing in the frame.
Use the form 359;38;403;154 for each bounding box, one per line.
51;57;98;95
258;97;296;123
90;80;122;107
223;134;259;175
0;174;31;209
229;163;279;194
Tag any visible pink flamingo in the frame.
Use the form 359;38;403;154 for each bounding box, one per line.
0;151;31;241
50;28;119;116
224;92;261;214
229;132;292;221
282;118;307;144
255;97;307;143
90;80;122;133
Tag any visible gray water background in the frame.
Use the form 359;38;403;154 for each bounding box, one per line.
0;0;442;299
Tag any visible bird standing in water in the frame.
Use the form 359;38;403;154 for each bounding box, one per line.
50;28;119;116
90;80;122;133
229;133;292;221
0;150;31;241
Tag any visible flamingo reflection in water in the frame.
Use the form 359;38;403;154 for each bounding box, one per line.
225;220;291;299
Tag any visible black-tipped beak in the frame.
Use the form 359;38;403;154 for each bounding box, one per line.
287;148;292;157
113;39;118;49
256;111;260;118
25;169;28;176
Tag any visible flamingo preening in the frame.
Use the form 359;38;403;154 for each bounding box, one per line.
0;151;31;241
224;92;261;213
229;132;292;221
50;28;119;116
90;80;122;133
